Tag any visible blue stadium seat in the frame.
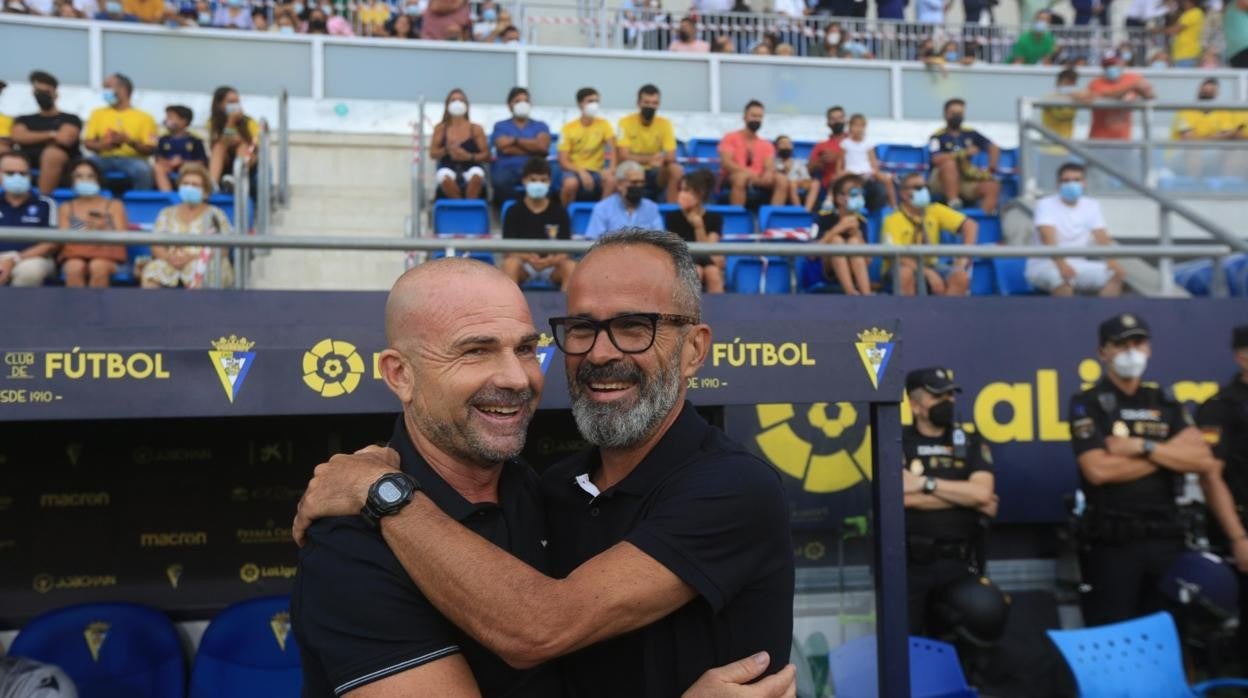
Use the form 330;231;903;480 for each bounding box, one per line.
1048;612;1248;698
675;139;688;160
9;602;185;698
686;138;721;176
875;144;929;174
993;257;1036;296
657;203;680;220
1226;254;1248;296
208;193;244;231
568;202;595;237
829;635;977;698
758;205;813;231
189;596;301;698
970;258;996;295
730;257;791;294
433;200;490;237
123;191;178;230
500;199;515;223
966;209;1001;244
431;249;496;265
792;140;816;161
706;205;754;236
797;255;836;293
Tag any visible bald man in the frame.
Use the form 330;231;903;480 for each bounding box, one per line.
291;258;795;698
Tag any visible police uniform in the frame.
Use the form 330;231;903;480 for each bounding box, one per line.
1195;325;1248;666
1069;314;1193;626
903;367;995;635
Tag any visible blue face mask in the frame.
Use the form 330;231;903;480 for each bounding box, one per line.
74;180;101;198
227;0;243;7
105;0;122;12
525;180;550;200
945;51;959;62
910;187;931;208
1059;180;1083;203
102;89;117;106
278;24;295;33
1106;66;1123;81
292;1;304;12
179;184;205;205
847;193;865;213
198;10;211;22
2;173;32;196
404;3;421;13
482;7;497;20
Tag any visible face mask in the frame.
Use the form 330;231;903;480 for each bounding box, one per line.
847;193;865;212
511;100;531;118
1105;66;1122;81
227;0;242;7
910;187;931;208
292;1;304;12
830;121;845;136
404;2;420;13
2;173;32;196
827;32;840;44
928;400;955;429
198;10;211;23
624;185;645;205
34;91;54;111
447;99;468;117
1033;20;1048;32
74;180;100;198
745;119;762;133
278;24;295;33
482;7;496;20
307;18;326;31
945;51;959;62
104;0;121;12
678;29;692;41
776;148;793;159
947;114;964;130
1119;49;1133;63
582;101;600;118
179;184;204;205
225;102;242;115
1111;348;1148;380
1199;91;1216;101
640;106;656;121
505;38;519;44
163;119;178;131
1057;85;1076;94
524;180;549;200
102;89;118;106
1059;180;1083;203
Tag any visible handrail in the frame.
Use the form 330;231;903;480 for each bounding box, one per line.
1029;100;1248;111
277;88;289;208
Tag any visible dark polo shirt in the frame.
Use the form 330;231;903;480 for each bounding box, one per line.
292;417;560;697
540;402;795;698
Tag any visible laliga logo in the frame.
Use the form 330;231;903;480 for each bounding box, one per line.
756;402;873;494
303;339;365;398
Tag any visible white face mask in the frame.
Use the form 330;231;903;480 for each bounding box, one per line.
1111;348;1149;380
582;101;600;118
511;100;531;118
826;32;841;45
447;99;468;117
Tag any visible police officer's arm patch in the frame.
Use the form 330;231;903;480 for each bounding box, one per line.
1072;417;1096;440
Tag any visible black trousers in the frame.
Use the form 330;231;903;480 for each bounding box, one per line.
1080;537;1183;626
1231;48;1248;69
908;556;977;636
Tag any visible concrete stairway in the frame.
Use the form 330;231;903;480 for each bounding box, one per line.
248;132;418;291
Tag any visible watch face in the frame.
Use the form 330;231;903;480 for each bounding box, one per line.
378;480;403;504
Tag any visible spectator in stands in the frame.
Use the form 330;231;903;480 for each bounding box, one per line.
1008;11;1058;64
1043;68;1084;140
421;0;468;39
0;81;10;157
490;87;551;208
305;7;328;33
94;0;138;20
142;162;233;289
211;0;251;27
390;12;420;38
471;0;496;39
501;157;575;289
123;0;163;22
882;172;978;296
775;135;817;210
0;152;57;287
275;8;299;33
1161;0;1205;66
664;170;724;293
11;71;81;196
1228;0;1248;68
357;0;390;35
498;24;520;43
430;89;488;200
557;87;616;208
751;43;773;55
1025;162;1124;296
1171;78;1236;176
669;17;709;52
963;0;992;23
814;173;873;296
775;43;796;56
1088;50;1154;140
712;35;736;53
59;159;129;287
719;101;787;207
928;98;1000;213
584;161;663;238
617;84;683;204
840;114;895;211
153;105;206;192
915;0;949;23
816;22;844;57
83;73;157;191
251;7;270;30
208;86;258;192
809;106;845;196
1072;0;1108;25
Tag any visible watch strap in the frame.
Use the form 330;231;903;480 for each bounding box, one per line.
361;472;418;529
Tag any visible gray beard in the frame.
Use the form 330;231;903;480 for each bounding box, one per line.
570;355;682;450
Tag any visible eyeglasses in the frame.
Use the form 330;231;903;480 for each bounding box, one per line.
548;313;699;356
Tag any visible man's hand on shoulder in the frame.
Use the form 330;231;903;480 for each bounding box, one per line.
293;445;401;546
682;653;797;698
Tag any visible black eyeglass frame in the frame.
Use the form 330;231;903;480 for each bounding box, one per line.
548;312;700;356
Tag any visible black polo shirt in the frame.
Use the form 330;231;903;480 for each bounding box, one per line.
1197;376;1248;505
292;417;560;697
1068;378;1192;515
540;402;795;698
902;423;993;542
0;194;54;254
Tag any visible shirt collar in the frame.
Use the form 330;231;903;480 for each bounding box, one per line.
389;416;515;522
573;401;710;497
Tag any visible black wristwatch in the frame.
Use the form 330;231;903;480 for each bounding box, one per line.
1141;439;1157;459
922;477;938;495
361;472;419;528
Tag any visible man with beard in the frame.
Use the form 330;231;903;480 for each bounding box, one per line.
294;230;796;697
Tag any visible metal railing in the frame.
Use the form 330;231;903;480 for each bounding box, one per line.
0;227;1232;295
277;88;290;208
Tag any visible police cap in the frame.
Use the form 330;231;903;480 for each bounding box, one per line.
1098;313;1151;346
905;367;962;396
1233;325;1248;350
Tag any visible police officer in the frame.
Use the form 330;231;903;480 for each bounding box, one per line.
902;366;998;635
1069;313;1222;626
1195;325;1248;665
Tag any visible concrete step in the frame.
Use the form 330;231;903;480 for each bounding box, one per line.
248;249;408;291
